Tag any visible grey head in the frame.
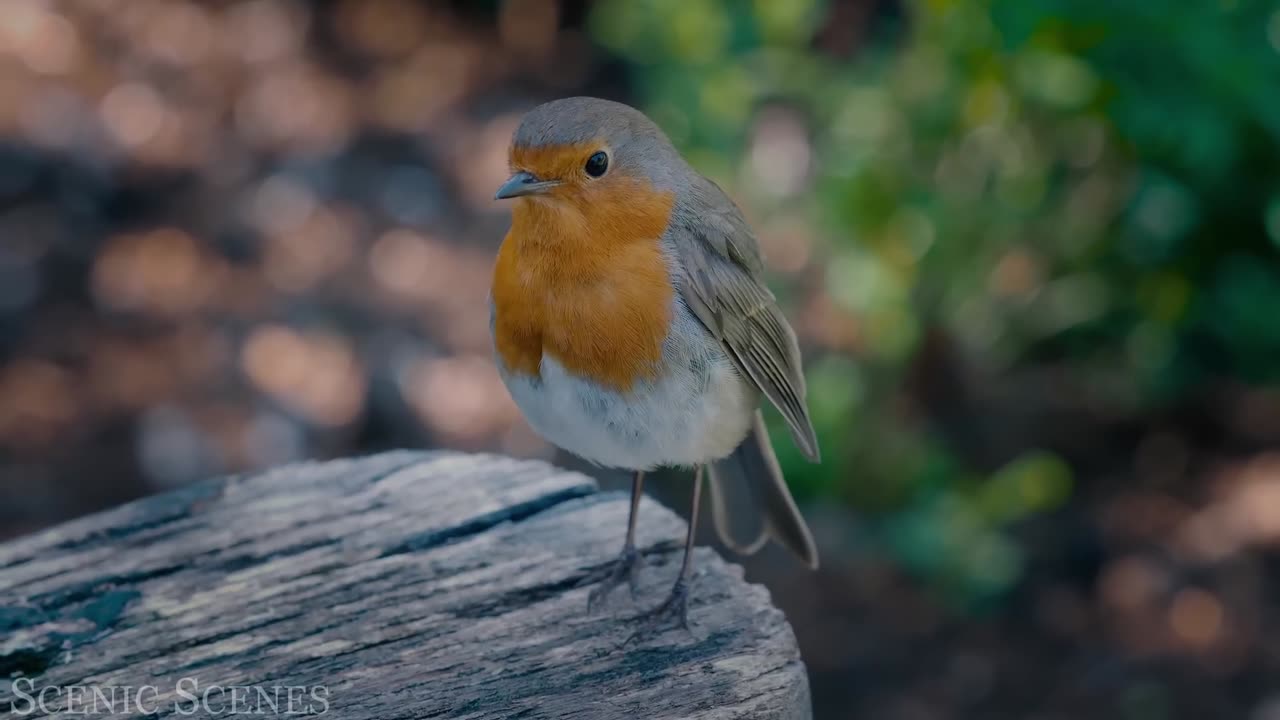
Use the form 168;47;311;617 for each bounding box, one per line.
498;97;687;196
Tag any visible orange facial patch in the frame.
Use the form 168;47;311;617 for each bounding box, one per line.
492;143;676;392
510;143;601;185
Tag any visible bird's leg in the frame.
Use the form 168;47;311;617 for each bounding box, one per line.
588;470;646;611
627;465;703;640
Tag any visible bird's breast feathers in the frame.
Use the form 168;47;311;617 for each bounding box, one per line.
495;293;755;469
490;191;756;468
490;182;676;392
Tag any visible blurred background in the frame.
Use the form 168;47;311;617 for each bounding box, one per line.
1;0;1279;717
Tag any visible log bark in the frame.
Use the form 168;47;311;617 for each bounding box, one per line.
0;451;812;719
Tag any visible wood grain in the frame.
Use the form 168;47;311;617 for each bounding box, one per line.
0;452;811;719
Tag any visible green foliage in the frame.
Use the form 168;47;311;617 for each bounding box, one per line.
590;0;1280;605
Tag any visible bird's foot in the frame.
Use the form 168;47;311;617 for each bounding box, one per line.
587;545;644;612
624;578;693;645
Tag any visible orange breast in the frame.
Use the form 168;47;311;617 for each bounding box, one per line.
491;175;675;392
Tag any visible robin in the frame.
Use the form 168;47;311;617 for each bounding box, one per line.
490;97;819;630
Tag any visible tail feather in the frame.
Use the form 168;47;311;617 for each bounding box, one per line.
707;411;819;569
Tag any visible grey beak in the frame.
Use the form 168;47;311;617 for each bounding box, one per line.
494;171;559;200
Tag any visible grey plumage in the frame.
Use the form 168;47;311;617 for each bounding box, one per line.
669;173;821;463
708;412;819;569
669;175;822;569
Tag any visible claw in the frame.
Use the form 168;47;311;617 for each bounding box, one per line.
588;545;643;612
623;578;693;645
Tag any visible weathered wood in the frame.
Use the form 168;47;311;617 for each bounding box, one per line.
0;451;811;719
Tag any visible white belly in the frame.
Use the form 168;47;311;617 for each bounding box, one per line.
497;304;757;470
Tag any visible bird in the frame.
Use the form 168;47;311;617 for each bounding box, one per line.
489;96;820;631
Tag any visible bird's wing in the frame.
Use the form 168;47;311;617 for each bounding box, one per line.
670;176;820;461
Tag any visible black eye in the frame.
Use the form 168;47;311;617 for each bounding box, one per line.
584;151;608;178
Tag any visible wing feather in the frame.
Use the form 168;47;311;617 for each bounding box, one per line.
672;176;820;461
